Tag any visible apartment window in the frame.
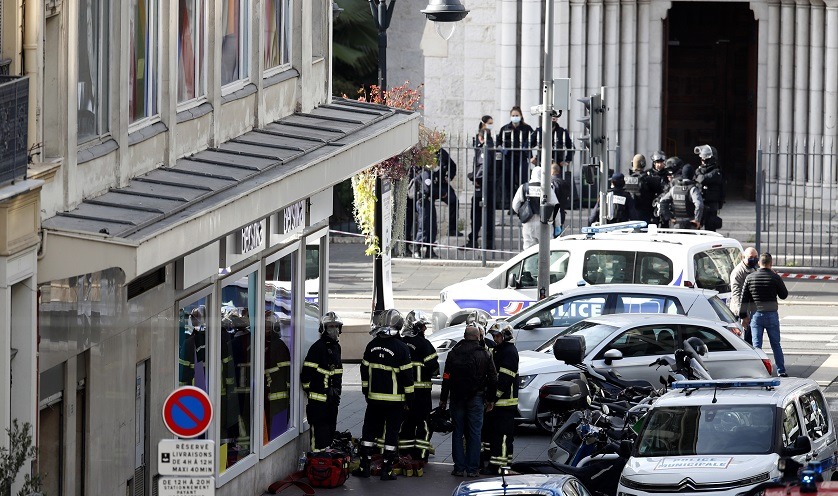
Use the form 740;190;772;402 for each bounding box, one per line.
77;0;110;143
177;0;206;103
130;0;158;123
264;0;291;70
221;0;251;86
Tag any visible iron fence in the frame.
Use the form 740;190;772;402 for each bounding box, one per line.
0;75;28;185
756;139;838;268
394;133;623;265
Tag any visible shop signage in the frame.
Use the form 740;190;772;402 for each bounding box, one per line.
158;439;214;476
162;386;213;438
158;476;214;496
283;200;306;234
236;221;264;255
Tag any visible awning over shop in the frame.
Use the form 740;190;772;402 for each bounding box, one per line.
39;99;419;283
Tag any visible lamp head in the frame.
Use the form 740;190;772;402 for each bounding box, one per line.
421;0;469;23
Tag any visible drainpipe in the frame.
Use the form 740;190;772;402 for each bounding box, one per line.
22;0;40;160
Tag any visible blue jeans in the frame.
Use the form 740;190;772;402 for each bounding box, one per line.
751;310;785;374
450;394;485;473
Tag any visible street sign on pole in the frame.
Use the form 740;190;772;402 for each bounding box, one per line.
158;476;214;496
158;439;215;476
162;386;213;438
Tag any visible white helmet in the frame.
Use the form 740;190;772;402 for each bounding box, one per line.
402;310;431;338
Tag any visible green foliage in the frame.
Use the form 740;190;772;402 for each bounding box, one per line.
0;420;44;496
333;0;379;97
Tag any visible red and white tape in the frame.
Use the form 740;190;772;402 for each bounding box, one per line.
777;273;838;281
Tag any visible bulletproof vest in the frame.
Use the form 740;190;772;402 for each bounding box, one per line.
525;181;541;216
607;189;629;222
671;179;695;219
624;173;642;197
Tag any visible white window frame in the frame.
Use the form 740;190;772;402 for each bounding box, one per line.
298;228;327;432
220;0;252;94
310;0;326;62
260;243;302;457
216;262;260;487
128;0;160;129
176;0;208;109
175;287;213;391
77;0;111;144
262;0;293;78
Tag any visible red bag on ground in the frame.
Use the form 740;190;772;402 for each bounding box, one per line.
304;451;350;488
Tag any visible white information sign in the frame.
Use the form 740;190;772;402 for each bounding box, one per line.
158;439;215;476
158;476;214;496
654;457;732;470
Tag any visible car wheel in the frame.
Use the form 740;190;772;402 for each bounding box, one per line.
535;400;564;434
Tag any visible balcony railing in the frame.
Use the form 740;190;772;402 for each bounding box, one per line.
0;74;28;186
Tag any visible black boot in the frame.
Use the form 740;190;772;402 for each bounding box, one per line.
380;450;397;481
352;446;371;478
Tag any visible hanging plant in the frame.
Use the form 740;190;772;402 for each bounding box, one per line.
350;82;447;255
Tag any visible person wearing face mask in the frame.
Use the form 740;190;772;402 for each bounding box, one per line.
496;107;535;213
465;116;498;250
301;312;344;451
729;247;759;343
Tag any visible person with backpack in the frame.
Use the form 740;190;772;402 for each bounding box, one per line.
512;166;559;249
439;325;498;477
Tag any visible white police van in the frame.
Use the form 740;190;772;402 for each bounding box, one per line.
618;378;838;496
433;222;743;330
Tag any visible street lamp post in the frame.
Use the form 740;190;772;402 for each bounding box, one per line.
369;0;469;315
537;0;555;301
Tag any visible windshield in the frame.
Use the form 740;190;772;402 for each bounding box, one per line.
535;321;618;353
636;405;775;457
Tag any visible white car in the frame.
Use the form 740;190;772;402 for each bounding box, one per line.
432;223;743;331
516;314;772;431
618;377;837;496
430;285;743;386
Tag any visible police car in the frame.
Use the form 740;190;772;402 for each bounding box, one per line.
432;222;743;331
618;378;838;496
452;474;593;496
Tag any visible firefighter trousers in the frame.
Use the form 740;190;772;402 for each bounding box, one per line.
361;400;405;455
398;390;432;459
307;402;338;451
484;406;515;469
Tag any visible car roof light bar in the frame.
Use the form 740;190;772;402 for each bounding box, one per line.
581;221;648;237
671;378;781;389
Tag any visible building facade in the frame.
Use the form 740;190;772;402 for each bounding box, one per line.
0;1;417;496
391;0;838;199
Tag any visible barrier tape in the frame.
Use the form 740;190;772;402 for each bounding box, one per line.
329;229;519;255
777;273;838;281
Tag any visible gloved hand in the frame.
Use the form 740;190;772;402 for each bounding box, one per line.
553;225;563;238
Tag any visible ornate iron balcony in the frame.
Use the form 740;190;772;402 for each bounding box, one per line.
0;74;28;186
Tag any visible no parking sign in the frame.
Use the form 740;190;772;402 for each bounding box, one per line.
162;386;213;438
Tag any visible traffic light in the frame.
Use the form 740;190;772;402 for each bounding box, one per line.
577;94;604;160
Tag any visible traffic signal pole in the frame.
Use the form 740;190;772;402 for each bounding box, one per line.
537;0;554;302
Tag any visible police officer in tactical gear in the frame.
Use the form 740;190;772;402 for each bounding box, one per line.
398;310;439;463
651;150;667;168
588;173;638;225
624;154;661;223
512;166;559;249
481;322;519;475
658;164;704;229
694;144;725;231
355;309;414;481
301;312;343;451
623;154;645;201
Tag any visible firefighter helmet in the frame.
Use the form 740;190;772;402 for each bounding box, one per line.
319;311;343;334
402;310;431;338
487;322;514;342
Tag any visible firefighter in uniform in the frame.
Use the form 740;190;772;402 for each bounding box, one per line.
659;164;704;229
480;322;519;475
398;310;439;464
301;312;343;451
265;311;292;440
588;173;637;225
694;144;725;231
354;309;415;481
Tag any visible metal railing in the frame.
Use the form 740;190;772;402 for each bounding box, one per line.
0;74;29;186
756;139;838;268
395;135;621;265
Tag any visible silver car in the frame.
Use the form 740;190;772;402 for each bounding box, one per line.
429;284;743;383
517;313;773;431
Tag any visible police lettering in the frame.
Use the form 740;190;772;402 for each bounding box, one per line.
240;222;264;253
284;201;305;233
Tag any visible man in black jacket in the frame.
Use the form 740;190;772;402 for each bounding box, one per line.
740;253;789;376
301;312;343;451
354;309;414;481
440;325;498;477
481;322;519;475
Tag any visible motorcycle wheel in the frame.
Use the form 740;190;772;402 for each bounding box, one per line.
535;402;564;434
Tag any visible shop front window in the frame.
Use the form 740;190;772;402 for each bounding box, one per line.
178;295;209;391
264;0;291;70
77;0;110;143
221;0;250;86
264;253;295;444
177;0;206;103
130;0;158;122
304;239;322;347
220;271;257;472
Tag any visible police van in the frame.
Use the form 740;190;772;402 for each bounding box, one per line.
432;222;743;330
618;378;838;496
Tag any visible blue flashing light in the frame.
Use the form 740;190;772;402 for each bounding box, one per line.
581;221;648;236
671;378;781;389
800;469;818;492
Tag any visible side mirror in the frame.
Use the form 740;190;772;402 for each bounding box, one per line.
553;335;586;364
507;273;520;289
603;349;623;365
619;439;634;458
781;436;812;457
523;317;542;330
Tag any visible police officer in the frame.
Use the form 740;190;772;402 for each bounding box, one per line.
624;154;659;222
301;312;343;451
588;172;637;225
413;167;439;259
694;145;725;231
512;166;559;249
659;164;704;229
398;310;439;463
481;322;519;475
354;309;414;481
650;150;667;171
